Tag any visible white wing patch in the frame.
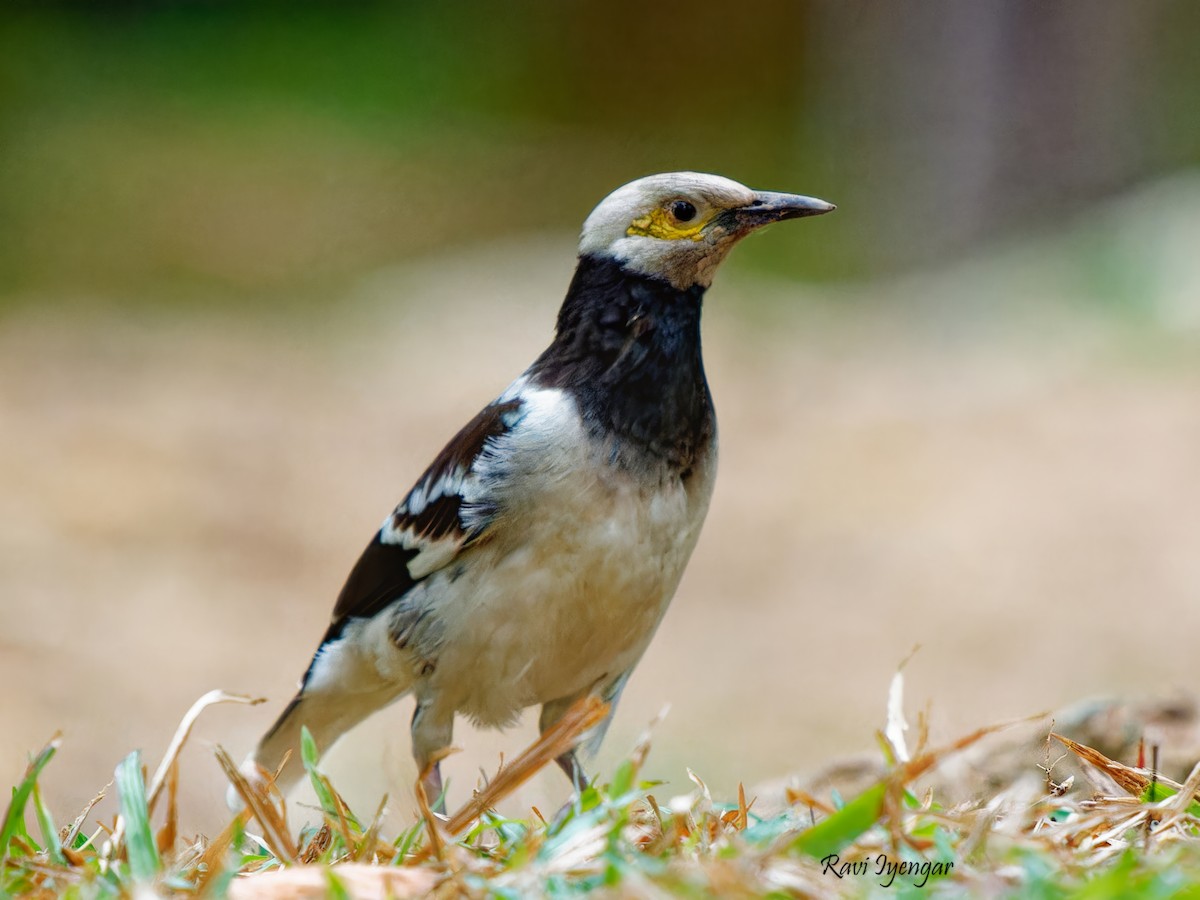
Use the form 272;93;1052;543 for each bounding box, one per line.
375;377;574;582
379;470;470;578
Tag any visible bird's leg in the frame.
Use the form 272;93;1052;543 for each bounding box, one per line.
546;749;590;831
411;699;454;815
540;673;630;796
419;762;445;815
554;749;588;794
539;696;598;800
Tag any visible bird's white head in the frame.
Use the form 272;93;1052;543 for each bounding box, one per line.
578;172;835;291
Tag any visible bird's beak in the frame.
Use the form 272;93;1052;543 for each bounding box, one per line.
732;191;836;230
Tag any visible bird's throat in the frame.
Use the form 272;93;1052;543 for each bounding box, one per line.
529;254;716;475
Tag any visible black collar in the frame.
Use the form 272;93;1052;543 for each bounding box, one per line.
529;254;715;475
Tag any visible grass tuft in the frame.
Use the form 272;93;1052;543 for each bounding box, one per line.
113;751;160;883
5;683;1200;897
1;736;59;871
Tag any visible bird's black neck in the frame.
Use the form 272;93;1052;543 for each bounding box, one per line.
528;253;715;475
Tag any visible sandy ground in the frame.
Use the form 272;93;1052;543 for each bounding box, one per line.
2;222;1199;836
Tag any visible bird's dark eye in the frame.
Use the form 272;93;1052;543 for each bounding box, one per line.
670;200;697;223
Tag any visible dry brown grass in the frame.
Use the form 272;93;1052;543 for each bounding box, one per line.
8;677;1200;898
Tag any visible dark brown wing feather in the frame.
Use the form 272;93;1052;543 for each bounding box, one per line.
326;398;523;633
330;539;420;630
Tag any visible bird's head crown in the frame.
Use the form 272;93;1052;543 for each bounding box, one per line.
578;172;834;290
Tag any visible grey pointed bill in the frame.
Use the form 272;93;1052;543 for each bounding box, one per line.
735;191;836;227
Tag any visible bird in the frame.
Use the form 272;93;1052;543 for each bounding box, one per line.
238;172;835;810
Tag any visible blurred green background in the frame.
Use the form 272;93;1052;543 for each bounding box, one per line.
4;1;1200;833
4;1;1199;304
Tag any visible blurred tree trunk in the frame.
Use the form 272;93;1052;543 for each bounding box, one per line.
804;0;1171;269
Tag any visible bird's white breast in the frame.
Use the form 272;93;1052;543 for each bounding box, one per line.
423;383;715;726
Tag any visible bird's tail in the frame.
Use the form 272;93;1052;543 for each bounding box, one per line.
229;622;415;810
228;686;388;806
230;683;402;809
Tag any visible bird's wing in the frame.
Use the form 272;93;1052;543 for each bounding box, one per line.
328;395;526;632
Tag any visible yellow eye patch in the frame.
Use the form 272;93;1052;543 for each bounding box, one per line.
626;207;712;241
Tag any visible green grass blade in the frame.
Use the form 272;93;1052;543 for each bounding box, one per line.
1141;780;1200;818
0;738;59;866
790;781;887;860
324;868;352;900
31;783;65;866
300;727;339;818
115;751;161;882
608;759;636;799
393;820;425;862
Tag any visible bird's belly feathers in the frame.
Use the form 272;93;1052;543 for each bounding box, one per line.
450;500;710;724
431;388;715;726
